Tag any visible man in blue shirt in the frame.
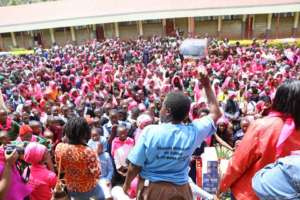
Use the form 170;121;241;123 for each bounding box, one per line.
123;71;221;200
252;153;300;200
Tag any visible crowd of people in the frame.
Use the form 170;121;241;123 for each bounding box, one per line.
0;35;299;200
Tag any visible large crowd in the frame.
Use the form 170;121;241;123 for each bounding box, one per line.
0;35;300;200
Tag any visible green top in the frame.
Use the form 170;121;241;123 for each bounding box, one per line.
7;121;20;141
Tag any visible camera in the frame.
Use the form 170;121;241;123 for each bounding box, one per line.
4;144;24;155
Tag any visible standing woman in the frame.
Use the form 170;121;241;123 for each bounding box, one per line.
123;70;222;200
219;80;300;200
55;117;104;200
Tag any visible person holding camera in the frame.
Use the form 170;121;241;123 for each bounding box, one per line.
0;148;31;200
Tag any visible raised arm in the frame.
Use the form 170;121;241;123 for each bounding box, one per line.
199;69;222;123
0;150;18;199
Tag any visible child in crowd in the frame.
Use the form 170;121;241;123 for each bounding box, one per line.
24;142;57;200
134;113;153;143
88;127;114;199
88;127;108;152
112;125;135;186
29;120;43;136
111;125;134;158
17;124;38;142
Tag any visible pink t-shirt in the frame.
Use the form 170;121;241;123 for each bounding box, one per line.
0;148;32;200
28;165;57;200
0;164;32;200
111;137;134;157
134;128;143;144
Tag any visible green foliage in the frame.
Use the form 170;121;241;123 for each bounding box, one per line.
0;0;58;7
215;144;233;160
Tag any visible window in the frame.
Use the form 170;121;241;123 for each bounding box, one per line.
75;26;87;30
55;27;65;32
223;15;233;20
195;16;216;21
273;12;294;17
144;19;161;24
232;15;242;20
1;33;10;37
119;21;137;26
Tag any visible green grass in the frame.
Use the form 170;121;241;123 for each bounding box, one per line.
10;49;34;55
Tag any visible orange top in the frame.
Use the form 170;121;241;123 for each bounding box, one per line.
55;143;100;192
220;116;300;200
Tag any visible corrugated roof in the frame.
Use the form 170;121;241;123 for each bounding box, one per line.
0;0;300;33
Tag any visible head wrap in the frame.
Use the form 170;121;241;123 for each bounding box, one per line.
269;111;295;157
217;117;229;126
24;142;46;165
137;114;153;129
19;125;33;136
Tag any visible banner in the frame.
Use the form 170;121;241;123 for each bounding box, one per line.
180;38;207;59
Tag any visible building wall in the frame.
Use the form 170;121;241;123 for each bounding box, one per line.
15;32;33;49
195;19;218;38
143;22;163;38
296;27;300;37
76;28;90;44
55;28;76;45
253;14;267;39
270;15;294;38
104;23;114;38
0;13;299;50
175;18;188;36
0;35;5;50
2;35;13;50
222;19;242;39
41;29;52;48
55;29;67;46
119;22;138;40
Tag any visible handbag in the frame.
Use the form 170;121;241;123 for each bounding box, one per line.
51;156;69;200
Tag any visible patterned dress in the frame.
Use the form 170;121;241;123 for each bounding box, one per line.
55;143;101;192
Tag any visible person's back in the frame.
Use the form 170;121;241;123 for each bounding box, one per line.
55;143;100;192
133;119;212;185
220;80;300;200
220;116;300;199
29;165;57;200
124;71;222;200
24;142;56;200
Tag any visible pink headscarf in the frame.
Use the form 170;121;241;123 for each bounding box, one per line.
137;114;153;129
217;117;229;126
269;111;295;157
128;101;138;111
24;142;46;165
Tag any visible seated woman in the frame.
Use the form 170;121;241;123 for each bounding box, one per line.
55;117;104;200
211;118;234;151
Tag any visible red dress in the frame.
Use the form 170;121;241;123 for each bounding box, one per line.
220;116;300;200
